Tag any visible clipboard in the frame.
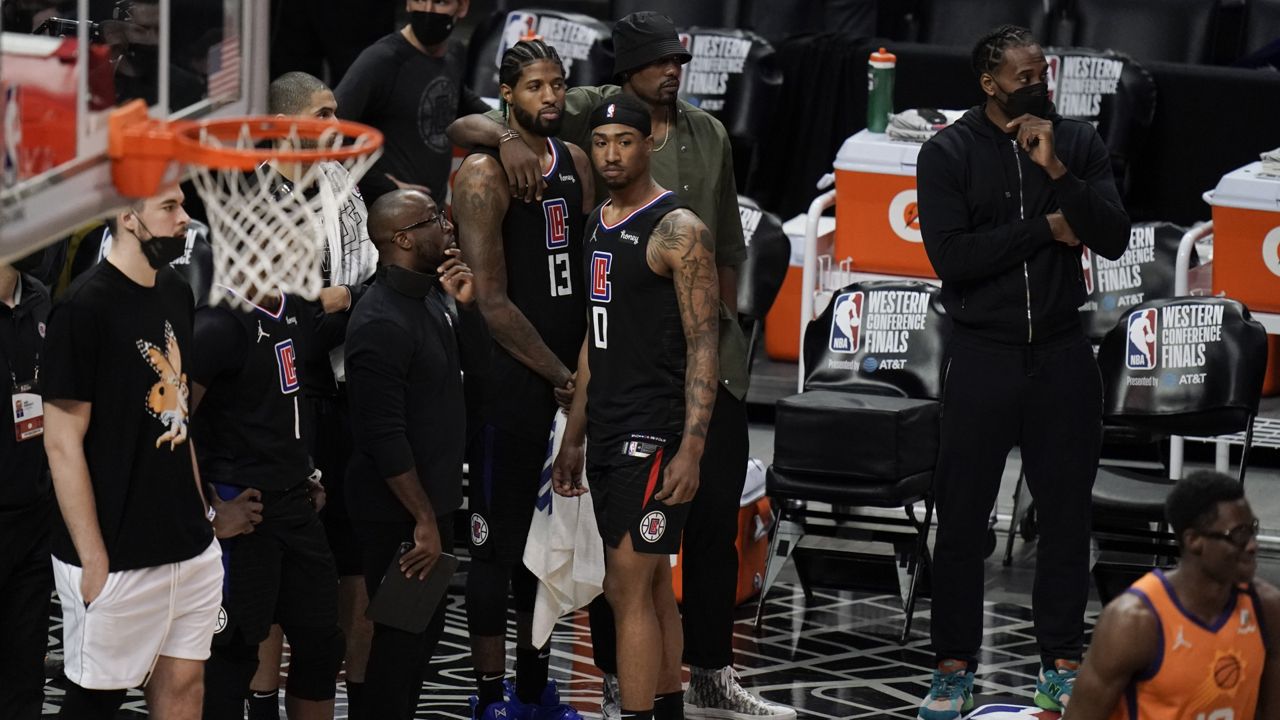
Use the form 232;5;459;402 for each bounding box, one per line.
366;544;458;633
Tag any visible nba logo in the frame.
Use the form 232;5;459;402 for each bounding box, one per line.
829;291;864;354
496;12;539;67
1045;54;1060;102
1081;248;1094;294
543;198;568;249
1125;308;1158;370
590;251;612;302
275;339;300;393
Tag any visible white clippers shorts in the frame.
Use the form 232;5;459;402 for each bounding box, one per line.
53;538;223;690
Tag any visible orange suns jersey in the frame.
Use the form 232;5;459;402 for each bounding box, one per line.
1110;570;1267;720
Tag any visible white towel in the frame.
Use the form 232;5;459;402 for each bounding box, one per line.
522;410;605;647
1261;147;1280;176
886;108;966;143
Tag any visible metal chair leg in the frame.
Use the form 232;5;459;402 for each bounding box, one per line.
753;502;789;630
901;494;934;643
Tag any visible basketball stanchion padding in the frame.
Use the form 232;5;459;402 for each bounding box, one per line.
107;100;383;310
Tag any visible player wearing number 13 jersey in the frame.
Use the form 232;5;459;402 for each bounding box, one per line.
1064;472;1278;720
452;40;593;718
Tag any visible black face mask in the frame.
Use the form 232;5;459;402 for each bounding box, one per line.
134;219;187;269
994;81;1051;119
409;11;455;47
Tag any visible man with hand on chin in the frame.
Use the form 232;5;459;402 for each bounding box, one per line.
915;24;1130;720
344;189;486;720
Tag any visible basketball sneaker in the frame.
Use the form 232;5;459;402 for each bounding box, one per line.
917;660;975;720
1034;660;1079;712
502;679;583;720
470;693;525;720
600;673;621;720
683;666;796;719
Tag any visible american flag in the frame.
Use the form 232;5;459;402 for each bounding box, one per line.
206;34;241;100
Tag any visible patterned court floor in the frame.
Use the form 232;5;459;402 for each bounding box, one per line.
40;579;1091;719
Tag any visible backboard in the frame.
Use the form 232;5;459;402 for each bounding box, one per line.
0;0;270;261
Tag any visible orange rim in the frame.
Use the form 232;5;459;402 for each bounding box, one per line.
108;100;384;196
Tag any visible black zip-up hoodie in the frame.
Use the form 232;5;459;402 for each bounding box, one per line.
918;106;1130;345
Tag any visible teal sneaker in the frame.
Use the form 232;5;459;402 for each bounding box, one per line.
1034;661;1079;712
917;661;975;720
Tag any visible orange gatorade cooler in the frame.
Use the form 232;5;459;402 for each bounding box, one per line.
832;130;936;278
1208;161;1280;313
671;459;773;606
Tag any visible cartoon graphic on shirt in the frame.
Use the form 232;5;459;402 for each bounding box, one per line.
136;320;190;449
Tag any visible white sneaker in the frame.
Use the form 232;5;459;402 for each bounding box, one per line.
601;672;621;720
683;666;796;720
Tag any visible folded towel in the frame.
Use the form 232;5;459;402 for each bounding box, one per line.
1261;147;1280;176
523;410;605;647
887;108;966;143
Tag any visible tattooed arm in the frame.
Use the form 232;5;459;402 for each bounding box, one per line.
453;154;574;392
646;208;719;505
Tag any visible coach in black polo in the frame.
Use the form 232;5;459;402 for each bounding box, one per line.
344;188;487;720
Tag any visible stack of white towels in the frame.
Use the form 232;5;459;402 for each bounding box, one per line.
886;108;966;143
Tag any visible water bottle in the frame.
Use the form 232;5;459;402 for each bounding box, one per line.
866;47;896;133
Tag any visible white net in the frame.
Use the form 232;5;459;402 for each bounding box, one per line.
184;121;381;311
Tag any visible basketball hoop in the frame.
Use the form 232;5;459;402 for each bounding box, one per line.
107;100;384;310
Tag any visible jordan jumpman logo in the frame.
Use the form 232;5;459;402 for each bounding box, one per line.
256;321;270;344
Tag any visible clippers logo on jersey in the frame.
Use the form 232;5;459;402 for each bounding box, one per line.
1081;247;1095;294
543;198;569;249
274;339;300;394
590;251;613;302
639;510;667;543
829;291;865;353
471;513;490;546
1126;308;1158;370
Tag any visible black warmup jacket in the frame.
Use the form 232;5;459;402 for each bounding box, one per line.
918;106;1130;345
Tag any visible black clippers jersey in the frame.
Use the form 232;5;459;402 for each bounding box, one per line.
195;290;310;491
583;190;689;436
472;137;586;438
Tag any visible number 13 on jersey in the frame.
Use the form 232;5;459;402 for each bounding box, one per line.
590;251;612;348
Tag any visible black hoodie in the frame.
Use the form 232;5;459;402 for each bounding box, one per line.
918;106;1130;345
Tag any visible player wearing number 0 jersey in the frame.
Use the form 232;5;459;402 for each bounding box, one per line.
1064;472;1278;720
453;39;593;720
553;93;719;720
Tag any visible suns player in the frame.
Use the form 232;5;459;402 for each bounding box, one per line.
1064;471;1278;720
190;280;345;718
552;94;718;720
452;38;592;719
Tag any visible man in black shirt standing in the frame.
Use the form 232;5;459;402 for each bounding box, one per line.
42;184;223;719
335;0;489;202
552;95;719;720
345;188;482;720
452;38;593;719
0;256;53;720
915;25;1129;719
190;284;345;720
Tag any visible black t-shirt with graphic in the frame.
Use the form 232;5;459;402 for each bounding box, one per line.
335;33;489;202
42;262;212;571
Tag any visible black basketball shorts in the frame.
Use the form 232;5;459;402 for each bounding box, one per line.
586;431;690;555
211;482;340;647
466;424;552;563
